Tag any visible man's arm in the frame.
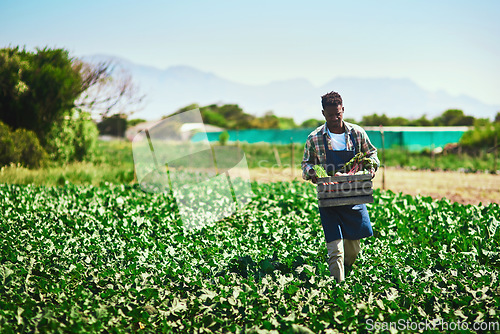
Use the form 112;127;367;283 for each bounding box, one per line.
302;136;319;183
359;128;380;172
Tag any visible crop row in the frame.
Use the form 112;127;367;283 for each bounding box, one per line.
0;182;499;333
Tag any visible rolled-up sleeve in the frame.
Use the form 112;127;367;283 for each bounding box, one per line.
359;129;380;170
302;135;319;180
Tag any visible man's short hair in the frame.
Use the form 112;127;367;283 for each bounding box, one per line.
321;91;343;108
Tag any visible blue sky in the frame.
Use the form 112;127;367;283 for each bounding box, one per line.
1;0;499;106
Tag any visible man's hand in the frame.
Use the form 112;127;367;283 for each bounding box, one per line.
369;168;376;179
308;169;318;184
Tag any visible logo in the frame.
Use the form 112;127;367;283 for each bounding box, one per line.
132;108;254;230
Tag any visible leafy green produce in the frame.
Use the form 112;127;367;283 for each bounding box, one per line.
313;165;328;178
343;152;377;174
0;182;498;333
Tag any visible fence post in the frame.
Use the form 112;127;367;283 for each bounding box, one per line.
235;130;241;162
290;138;294;177
236;140;241;161
430;132;436;170
431;144;436;170
380;125;385;191
494;132;498;173
273;144;282;167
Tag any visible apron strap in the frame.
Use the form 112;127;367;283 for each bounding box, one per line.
322;129;357;174
348;131;358;154
323;127;358;153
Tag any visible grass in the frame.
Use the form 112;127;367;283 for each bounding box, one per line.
0;140;497;187
0;141;135;186
238;142;498;172
382;147;498;172
0;162;135;186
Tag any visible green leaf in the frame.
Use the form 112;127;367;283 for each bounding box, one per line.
487;217;499;238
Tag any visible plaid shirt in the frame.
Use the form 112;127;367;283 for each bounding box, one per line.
302;121;380;180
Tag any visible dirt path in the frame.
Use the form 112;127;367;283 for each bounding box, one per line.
247;167;500;205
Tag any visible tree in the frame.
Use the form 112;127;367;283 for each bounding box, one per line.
0;46;144;163
433;109;474;126
494;112;500;123
169;103;301;130
343;118;357;124
390;117;410;126
163;103;201;123
0;46;144;138
408;115;432;126
474;118;491;127
277;117;297;129
201;104;257;129
97;114;128;137
74;59;145;117
300;119;324;128
250;112;279;129
201;110;227;128
127;118;147;127
361;113;392;126
0;47;82;140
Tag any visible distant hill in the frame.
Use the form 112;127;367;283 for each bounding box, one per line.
82;55;500;123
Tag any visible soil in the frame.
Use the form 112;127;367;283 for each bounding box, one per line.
246;167;500;206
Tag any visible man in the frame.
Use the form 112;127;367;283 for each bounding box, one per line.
301;91;379;282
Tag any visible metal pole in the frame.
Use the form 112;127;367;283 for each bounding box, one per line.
494;132;498;173
273;144;282;167
236;140;241;161
430;132;435;169
380;125;385;190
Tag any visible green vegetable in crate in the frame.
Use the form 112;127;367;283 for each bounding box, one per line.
343;152;377;174
313;165;329;178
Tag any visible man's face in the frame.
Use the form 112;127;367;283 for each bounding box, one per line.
322;104;344;129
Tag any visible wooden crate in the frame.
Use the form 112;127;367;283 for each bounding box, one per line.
317;174;373;207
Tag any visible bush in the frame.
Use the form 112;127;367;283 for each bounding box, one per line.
73;111;99;161
44;109;98;163
0;121;18;166
12;128;48;168
460;123;500;151
97;114;127;137
219;131;230;145
127;118;146;128
0;121;48;168
0;47;82;139
45;116;76;164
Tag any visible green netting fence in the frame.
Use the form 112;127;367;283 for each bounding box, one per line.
192;126;468;152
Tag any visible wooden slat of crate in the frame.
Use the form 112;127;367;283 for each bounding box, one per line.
317;180;372;193
317;173;372;184
318;194;374;207
316;173;374;207
318;187;373;199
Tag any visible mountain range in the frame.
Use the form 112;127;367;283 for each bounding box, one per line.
84;55;499;123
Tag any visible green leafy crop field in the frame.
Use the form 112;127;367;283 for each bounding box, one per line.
0;182;499;333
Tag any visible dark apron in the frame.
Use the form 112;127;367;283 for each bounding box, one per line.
318;133;373;242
